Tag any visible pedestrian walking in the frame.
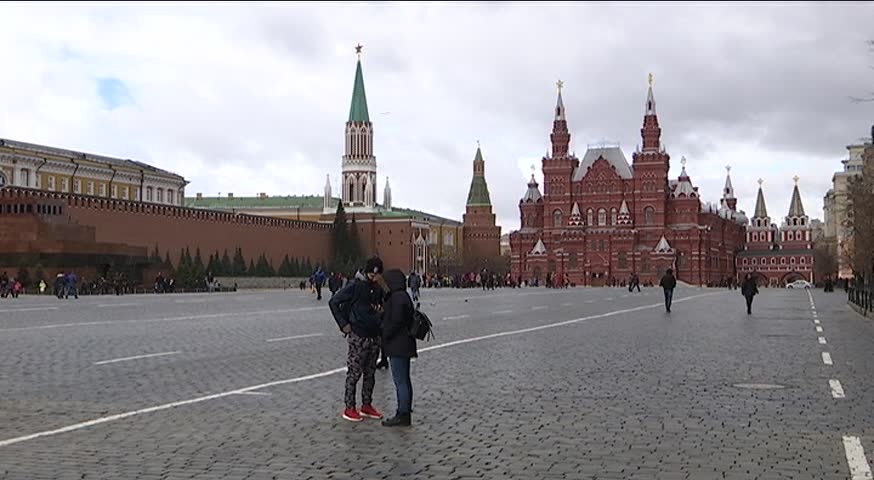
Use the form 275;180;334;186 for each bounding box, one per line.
65;271;79;299
39;280;46;295
380;268;417;427
741;273;759;315
659;269;677;313
329;257;386;422
313;267;327;300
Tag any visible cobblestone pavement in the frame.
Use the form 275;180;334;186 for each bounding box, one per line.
1;286;872;479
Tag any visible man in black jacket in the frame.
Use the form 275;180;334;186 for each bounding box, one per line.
380;268;417;427
659;269;677;313
329;257;386;423
741;273;759;315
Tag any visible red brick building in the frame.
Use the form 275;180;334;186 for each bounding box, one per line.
462;145;501;268
510;79;747;286
736;178;815;286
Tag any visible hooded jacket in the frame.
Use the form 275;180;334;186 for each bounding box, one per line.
329;271;384;338
381;269;417;358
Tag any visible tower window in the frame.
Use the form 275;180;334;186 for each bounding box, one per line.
553;209;562;227
644;206;655;225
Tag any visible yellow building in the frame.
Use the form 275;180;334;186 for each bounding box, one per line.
0;138;187;204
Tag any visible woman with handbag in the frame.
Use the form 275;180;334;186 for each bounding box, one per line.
380;268;417;427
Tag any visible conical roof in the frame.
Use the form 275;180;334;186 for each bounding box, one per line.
466;146;492;206
348;59;370;123
787;181;805;217
522;174;543;203
753;182;768;219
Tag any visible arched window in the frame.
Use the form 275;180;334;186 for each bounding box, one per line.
553;209;562;227
598;208;607;226
586;209;594;226
611;208;618;225
644;206;655;225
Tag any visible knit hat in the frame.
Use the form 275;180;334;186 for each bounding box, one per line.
365;256;384;274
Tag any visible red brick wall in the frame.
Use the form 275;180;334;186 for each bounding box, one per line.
1;187;332;269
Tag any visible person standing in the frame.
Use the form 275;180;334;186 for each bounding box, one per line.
66;271;79;299
328;271;342;298
659;269;677;313
741;274;759;315
407;270;421;302
380;268;417;427
329;257;386;422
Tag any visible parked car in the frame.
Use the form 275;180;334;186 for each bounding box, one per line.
786;280;812;289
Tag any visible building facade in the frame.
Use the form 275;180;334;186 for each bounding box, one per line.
509;79;748;286
736;178;815;286
823;142;867;279
0;139;187;205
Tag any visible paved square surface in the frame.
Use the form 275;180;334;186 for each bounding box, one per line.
1;285;872;479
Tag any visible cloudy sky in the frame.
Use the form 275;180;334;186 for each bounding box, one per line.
1;2;872;230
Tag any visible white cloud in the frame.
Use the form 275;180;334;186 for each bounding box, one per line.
0;2;871;230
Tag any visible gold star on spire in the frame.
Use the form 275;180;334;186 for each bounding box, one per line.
793;175;800;184
758;178;764;186
648;72;653;87
681;156;687;166
355;43;363;58
726;165;731;173
556;79;564;92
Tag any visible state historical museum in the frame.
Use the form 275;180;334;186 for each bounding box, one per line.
510;79;747;286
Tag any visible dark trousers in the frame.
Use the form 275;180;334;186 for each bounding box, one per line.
316;283;322;300
344;333;380;409
389;356;413;415
745;295;754;314
663;288;674;312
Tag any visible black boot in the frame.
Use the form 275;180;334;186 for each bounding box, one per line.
382;413;411;427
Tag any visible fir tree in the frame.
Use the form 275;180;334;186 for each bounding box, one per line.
212;250;223;276
193;248;206;286
232;247;247;275
164;251;172;269
278;254;292;277
221;250;232;275
249;258;256;276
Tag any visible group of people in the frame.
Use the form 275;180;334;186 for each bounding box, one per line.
153;272;177;293
0;272;23;298
328;257;418;427
53;271;80;299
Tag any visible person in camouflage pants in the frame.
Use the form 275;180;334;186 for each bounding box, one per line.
345;333;381;409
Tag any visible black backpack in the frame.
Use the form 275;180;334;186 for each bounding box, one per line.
409;302;434;341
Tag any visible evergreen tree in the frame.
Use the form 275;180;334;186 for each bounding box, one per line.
232;247;247;275
177;248;191;288
151;244;161;263
212;250;223;276
304;256;313;275
292;257;301;276
193;248;206;286
221;250;232;275
206;253;217;274
164;251;172;269
249;258;256;276
34;264;46;283
278;254;292;277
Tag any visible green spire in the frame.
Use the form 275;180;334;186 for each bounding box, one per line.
466;145;492;206
348;59;370;123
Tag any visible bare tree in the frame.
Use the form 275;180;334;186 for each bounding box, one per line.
845;145;874;283
849;40;874;104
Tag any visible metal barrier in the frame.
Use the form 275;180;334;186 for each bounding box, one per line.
848;287;873;314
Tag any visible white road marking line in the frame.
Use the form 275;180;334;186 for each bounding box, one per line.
98;303;141;308
94;351;180;365
843;436;873;480
0;307;59;313
814;319;821;325
0;291;723;448
585;300;595;303
443;314;470;320
830;379;846;399
562;302;574;306
816;326;824;333
0;307;322;333
492;310;514;315
265;333;324;343
819;337;827;344
532;306;548;311
822;352;833;366
605;297;614;301
233;391;272;396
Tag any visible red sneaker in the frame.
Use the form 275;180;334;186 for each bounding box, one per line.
342;408;363;422
359;405;384;419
